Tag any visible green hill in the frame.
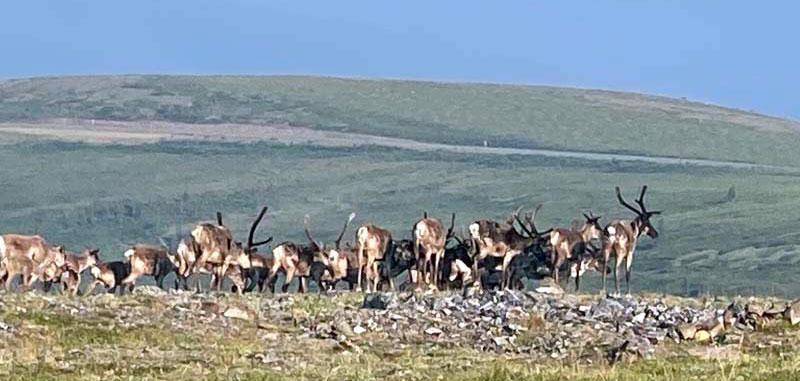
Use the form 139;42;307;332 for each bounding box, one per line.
0;75;799;297
2;75;799;166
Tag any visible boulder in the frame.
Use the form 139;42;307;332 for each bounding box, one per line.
425;327;443;336
362;292;396;310
223;307;252;321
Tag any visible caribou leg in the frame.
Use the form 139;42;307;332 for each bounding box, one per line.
500;253;516;290
613;255;620;295
434;249;444;290
601;243;612;295
265;262;281;294
282;266;296;293
299;277;307;294
625;252;634;295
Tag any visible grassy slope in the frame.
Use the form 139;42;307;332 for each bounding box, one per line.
1;75;800;166
0;136;799;296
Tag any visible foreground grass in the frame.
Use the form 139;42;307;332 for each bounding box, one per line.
0;292;798;380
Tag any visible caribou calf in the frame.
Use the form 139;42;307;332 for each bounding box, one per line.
59;249;101;295
87;261;133;295
441;237;474;288
0;255;36;291
549;213;602;288
121;245;174;288
375;239;416;291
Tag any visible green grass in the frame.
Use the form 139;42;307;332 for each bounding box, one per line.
2;75;800;166
0;138;799;296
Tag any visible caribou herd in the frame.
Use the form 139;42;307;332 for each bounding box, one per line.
0;186;661;296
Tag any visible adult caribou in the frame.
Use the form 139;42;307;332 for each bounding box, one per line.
469;205;551;289
601;186;661;295
356;223;393;292
265;215;324;293
187;207;272;291
548;212;603;289
413;212;456;289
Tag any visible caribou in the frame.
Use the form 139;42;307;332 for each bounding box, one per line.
440;234;474;288
0;234;65;284
413;213;456;289
318;213;360;291
470;205;551;289
60;249;101;295
0;254;36;291
356;223;393;292
265;215;324;293
601;186;661;295
87;261;133;295
189;207;272;291
548;213;602;288
120;244;174;288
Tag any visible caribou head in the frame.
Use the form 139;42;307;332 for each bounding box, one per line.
615;186;661;238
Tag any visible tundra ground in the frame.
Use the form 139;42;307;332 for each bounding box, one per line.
0;289;798;380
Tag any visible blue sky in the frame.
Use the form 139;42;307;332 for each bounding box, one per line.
2;1;798;119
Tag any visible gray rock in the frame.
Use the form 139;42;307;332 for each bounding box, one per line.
362;292;396;310
223;307;252;321
425;327;443;335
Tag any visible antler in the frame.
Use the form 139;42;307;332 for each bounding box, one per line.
635;186;649;213
528;204;552;236
157;237;171;250
514;214;536;238
506;205;524;225
583;211;601;223
641;186;663;216
633;185;661;215
335;212;356;250
616;186;643;216
304;215;324;250
445;213;456;239
247;206;273;248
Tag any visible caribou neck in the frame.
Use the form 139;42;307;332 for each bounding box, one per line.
630;217;644;238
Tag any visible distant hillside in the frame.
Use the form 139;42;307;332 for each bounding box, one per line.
1;75;799;166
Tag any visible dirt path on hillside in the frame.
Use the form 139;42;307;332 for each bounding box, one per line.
1;119;797;172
